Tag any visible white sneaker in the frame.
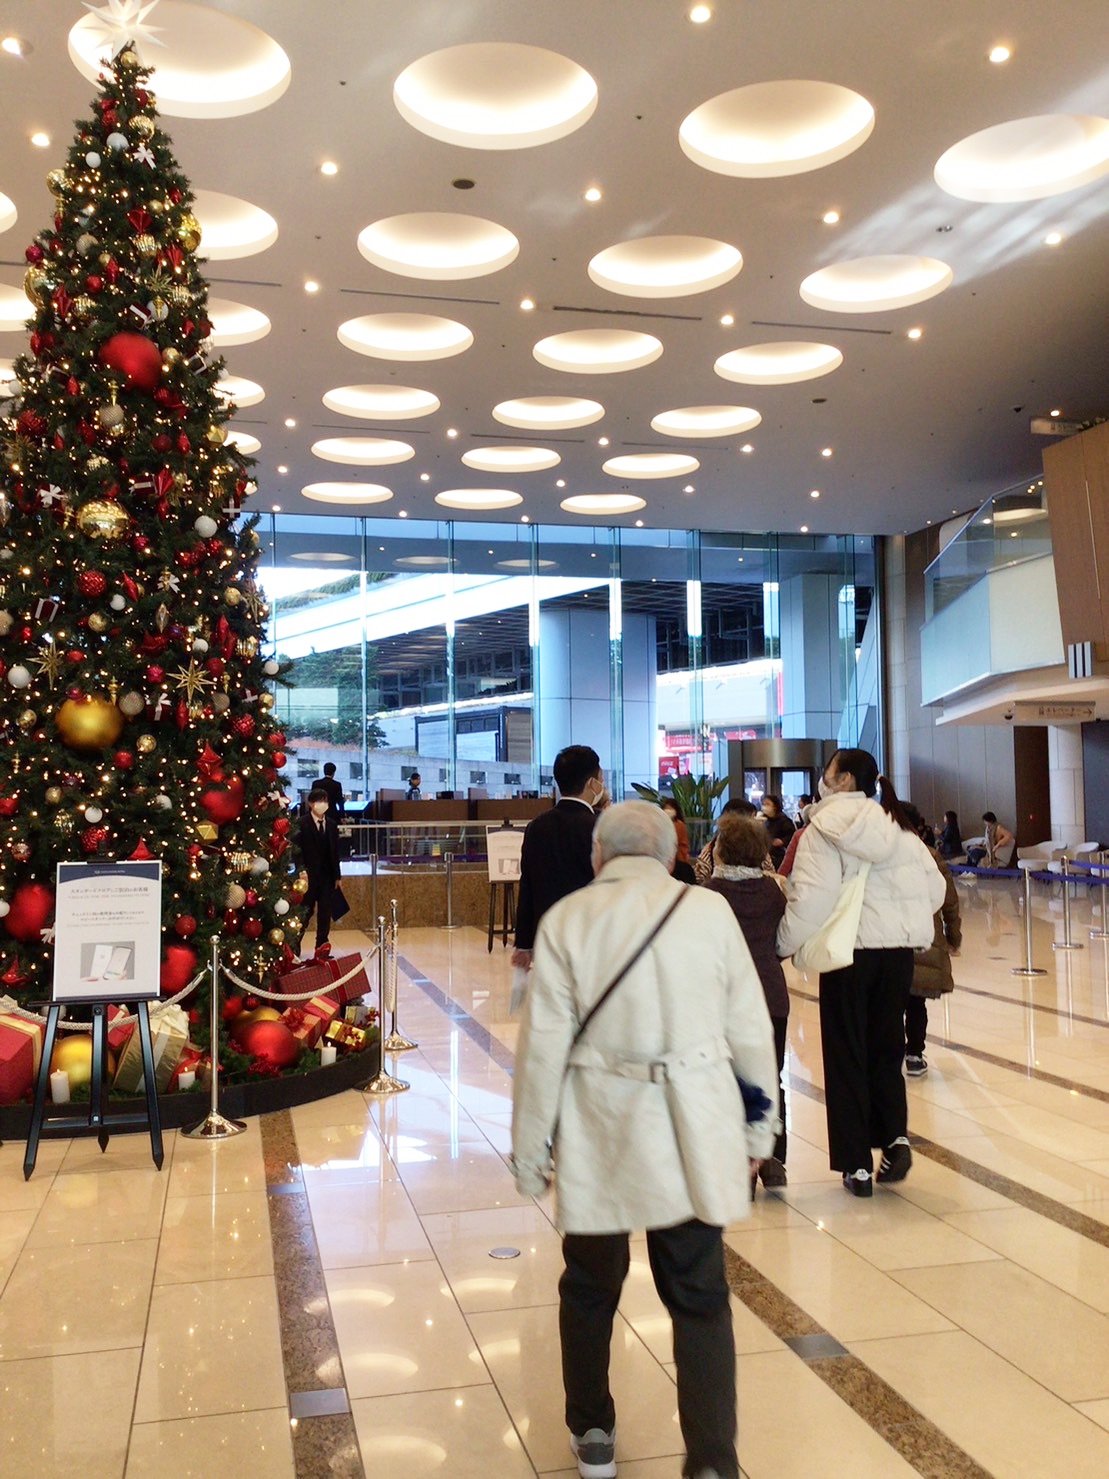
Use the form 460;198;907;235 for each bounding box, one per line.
570;1427;616;1479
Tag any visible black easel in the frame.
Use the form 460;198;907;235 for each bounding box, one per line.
24;998;164;1179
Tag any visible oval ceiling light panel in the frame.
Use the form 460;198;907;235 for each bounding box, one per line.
934;113;1109;202
0;284;33;332
588;235;742;298
358;212;519;281
680;80;874;177
192;189;278;259
715;341;843;385
337;313;473;362
800;255;953;313
534;329;662;374
651;405;761;437
602;453;700;479
493;395;605;430
215;375;265;407
289;552;353;564
207;298;271;346
435;489;524;510
461;446;560;473
68;1;291;119
561;493;647;516
322;384;440;420
497;557;559;570
0;193;16;234
311;437;415;467
225;430;261;454
302;482;394;506
394;43;597;149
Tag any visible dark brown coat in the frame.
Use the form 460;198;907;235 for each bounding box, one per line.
911;849;961;998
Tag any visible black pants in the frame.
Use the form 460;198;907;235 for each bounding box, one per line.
905;994;929;1056
818;947;913;1173
303;872;335;950
560;1220;738;1479
771;1014;788;1164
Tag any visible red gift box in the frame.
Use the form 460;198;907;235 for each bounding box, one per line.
281;1005;324;1048
0;1013;45;1105
107;1004;134;1055
276;953;371;1010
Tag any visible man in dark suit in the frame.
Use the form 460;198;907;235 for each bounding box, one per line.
312;762;345;815
297;787;341;958
512;745;603;968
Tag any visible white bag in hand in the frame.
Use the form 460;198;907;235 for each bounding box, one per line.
793;863;870;975
509;965;529;1016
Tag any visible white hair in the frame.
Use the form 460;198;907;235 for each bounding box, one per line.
593;801;677;868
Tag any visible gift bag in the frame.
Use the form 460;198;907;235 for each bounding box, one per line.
331;886;351;922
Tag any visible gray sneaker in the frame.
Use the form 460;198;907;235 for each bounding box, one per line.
570;1426;616;1479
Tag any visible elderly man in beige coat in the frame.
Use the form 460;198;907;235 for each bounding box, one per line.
513;802;779;1479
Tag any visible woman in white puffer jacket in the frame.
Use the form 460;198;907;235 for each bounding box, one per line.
778;748;945;1197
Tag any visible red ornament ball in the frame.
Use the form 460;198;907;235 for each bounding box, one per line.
160;943;197;995
25;244;44;265
271;752;287;769
237;1018;300;1069
222;909;241;934
199;775;245;827
98;332;163;393
114;750;135;770
4;882;54;942
77;570;108;598
222;994;245;1022
243;890;258;907
145;664;165;684
79;825;108;854
272;816;290;836
174;914;197;939
231;715;255;739
0;796;19;818
242;918;263;940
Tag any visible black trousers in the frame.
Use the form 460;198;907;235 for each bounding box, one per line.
559;1220;738;1479
771;1014;788;1164
905;994;929;1056
818;947;914;1173
302;872;335;949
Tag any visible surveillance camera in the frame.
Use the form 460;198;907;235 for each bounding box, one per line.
1004;708;1015;721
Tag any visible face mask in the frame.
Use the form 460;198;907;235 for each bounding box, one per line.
817;776;832;799
311;802;328;817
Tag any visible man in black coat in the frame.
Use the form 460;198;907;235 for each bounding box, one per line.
512;745;603;967
312;762;345;815
298;787;341;958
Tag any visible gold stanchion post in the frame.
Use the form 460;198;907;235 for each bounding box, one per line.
381;897;418;1053
365;915;410;1096
183;935;247;1139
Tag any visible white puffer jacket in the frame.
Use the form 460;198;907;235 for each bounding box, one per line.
777;792;946;958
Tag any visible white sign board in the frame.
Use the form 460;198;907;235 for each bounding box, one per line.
486;827;524;883
52;861;163;1002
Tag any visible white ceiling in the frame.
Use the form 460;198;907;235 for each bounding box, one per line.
0;0;1106;535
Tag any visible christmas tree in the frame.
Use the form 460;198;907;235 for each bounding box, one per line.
0;45;302;1046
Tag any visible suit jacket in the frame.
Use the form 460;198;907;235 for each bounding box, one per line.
298;813;341;884
314;776;345;814
513;798;597;950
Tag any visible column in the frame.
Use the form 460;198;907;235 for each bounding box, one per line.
778;572;847;741
1048;724;1086;847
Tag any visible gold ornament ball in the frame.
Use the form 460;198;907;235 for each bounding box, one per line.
53;812;76;836
211;693;230;713
134;233;158;257
87;612;109;634
97;402;125;428
240;1006;281;1028
136;733;157;755
130;115;155;139
97;251;112;267
118;49;139;66
76;500;129;541
46;167;68;197
50;1037;117;1089
70;294;96;323
118;691;145;718
259;692;275;711
147;196;166;215
161;347;182;369
17;709;37;731
45;786;63;805
23;266;49;306
56;694;125;752
206;424;226;446
267;928;285;946
176;213;202;252
223;587;241;607
75;233;99;256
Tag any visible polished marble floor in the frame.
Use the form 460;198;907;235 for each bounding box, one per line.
3;876;1109;1476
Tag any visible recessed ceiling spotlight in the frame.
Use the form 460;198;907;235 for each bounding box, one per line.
988;44;1011;64
2;35;27;56
810;489;821;498
452;177;475;190
556;478;566;488
690;4;713;21
271;504;281;512
822;209;841;225
304;279;320;294
740;443;754;454
519;296;536;311
320;160;339;176
584;185;602;203
598;436;610;446
284;417;296;428
277;464;288;474
683;484;695;493
635;519;644;527
1044;230;1063;246
906;326;923;339
420;472;431;482
800;524;810;533
719;312;735;326
1050;407;1062;417
821;446;833;457
446;427;458;438
521;514;531;523
30;130;50;148
398;510;409;518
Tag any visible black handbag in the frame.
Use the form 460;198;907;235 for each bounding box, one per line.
330;886;351;921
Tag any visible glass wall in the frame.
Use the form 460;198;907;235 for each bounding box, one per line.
258;515;879;812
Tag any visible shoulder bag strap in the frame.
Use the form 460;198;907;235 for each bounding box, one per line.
571;886;689;1049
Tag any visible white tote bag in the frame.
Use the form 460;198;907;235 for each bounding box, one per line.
793;862;871;975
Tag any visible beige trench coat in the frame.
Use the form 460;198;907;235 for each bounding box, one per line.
512;855;780;1235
